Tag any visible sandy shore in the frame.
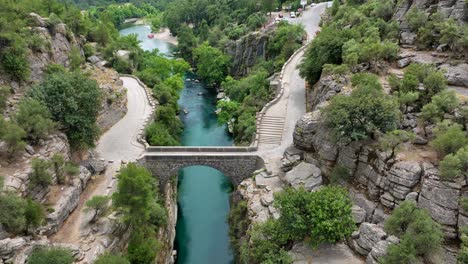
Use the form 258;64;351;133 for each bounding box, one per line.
153;27;178;46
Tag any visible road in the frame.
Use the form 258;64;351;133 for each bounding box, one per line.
51;76;153;263
96;76;153;161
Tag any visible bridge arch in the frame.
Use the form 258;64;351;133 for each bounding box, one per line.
141;151;264;191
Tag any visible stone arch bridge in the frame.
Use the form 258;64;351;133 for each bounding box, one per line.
141;146;264;190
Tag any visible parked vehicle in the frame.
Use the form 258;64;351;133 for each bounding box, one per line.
290;12;296;18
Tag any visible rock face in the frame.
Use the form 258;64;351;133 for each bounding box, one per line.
283;162;322;191
224;28;273;77
439;63;468;87
308;73;349;110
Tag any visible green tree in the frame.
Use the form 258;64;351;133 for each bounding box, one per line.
274;186;355;246
0;86;10;111
94;253;130;264
112;163;156;225
30;158;52;188
324;78;400;142
192;42;230;86
24;198;44;231
50;154;65;184
398;92;419;113
431;121;468;157
32;71;102;149
406;8;428;32
127;229;160;264
27;247;74;264
84;195;110;223
439;146;468;181
0;193;26;234
69;46;84;71
2;121;27;157
383;201;443;263
15;98;55;143
216;100;240;124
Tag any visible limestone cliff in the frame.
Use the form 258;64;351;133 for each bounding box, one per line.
224;27;275;77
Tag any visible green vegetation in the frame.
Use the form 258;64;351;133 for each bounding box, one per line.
228;200;250;261
32;70;102;149
0;86;10;111
431;121;468;157
30;158;53;188
27;247;74;264
95;253;130;264
324;73;400;142
382;201;443;264
299;0;399;84
1;121;27;157
193;42;230;86
0;187;44;234
112;163;167;264
439;146;468;181
459;227;468;264
378;130;415;161
240;186;354;263
15;98;55;143
84;195;110;223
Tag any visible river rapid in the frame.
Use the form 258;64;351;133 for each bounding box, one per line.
120;24;234;264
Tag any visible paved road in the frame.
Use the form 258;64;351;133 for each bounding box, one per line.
96;77;152;161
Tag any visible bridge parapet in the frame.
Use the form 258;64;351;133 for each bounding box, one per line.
145;146;257;153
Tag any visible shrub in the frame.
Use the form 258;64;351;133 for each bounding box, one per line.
0;45;30;81
83;43;95;58
439;146;468;180
24;198;44;230
431;121;468;156
2;121;27;157
15;98;55;143
145;122;180;146
50;154;65;184
378;130;415;160
64;162;80;177
69;46;84;71
0;193;26;233
27;247;74;264
0;86;11;111
398;92;419;113
406;8;428;32
382;201;443;263
94;253;130;264
387;74;401;91
192;42;230;86
324;77;400;142
421;90;459;124
329;165;350;184
30;158;52;188
127;229;160;264
274;186;355;247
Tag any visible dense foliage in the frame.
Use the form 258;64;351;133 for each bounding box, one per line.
31;70;102;149
324;73;400;142
112;163;167;264
239;186;354;263
299;0;399;84
382;201;443;264
27;247;74;264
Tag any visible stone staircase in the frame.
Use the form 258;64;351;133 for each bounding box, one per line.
257;115;285;145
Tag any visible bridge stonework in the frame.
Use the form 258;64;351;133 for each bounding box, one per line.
141;153;263;191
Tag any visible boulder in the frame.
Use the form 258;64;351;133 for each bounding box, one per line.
400;32;417;45
0;237;28;259
349;190;377;222
116;50;131;61
284;162;322;191
354;223;387;255
439;63;468;87
87;55;100;64
352;205;366;224
387;161;421;199
29;13;47;27
83;158;106;175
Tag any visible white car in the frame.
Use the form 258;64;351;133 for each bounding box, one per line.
290;12;296;18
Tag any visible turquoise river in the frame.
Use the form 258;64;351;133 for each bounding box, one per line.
120;25;234;264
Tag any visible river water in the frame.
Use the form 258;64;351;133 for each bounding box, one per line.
120;25;234;264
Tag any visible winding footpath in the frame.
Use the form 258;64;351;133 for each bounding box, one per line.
51;76;153;263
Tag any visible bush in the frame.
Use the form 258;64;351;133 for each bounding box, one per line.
127;229;160;264
406;8;428;32
228;200;250;260
2;121;27;157
94;253;130;264
24;198;44;230
0;86;11;111
378;130;415;160
439;146;468;181
324;76;400;142
0;192;26;233
27;247;74;264
30;158;52;188
431;121;468;157
145;122;180;146
192;42;230;86
32;71;102;149
421;90;459;124
459;227;468;264
329;165;350;184
15;98;55;143
50;154;65;184
83;43;95;58
0;45;30;81
382;201;443;263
